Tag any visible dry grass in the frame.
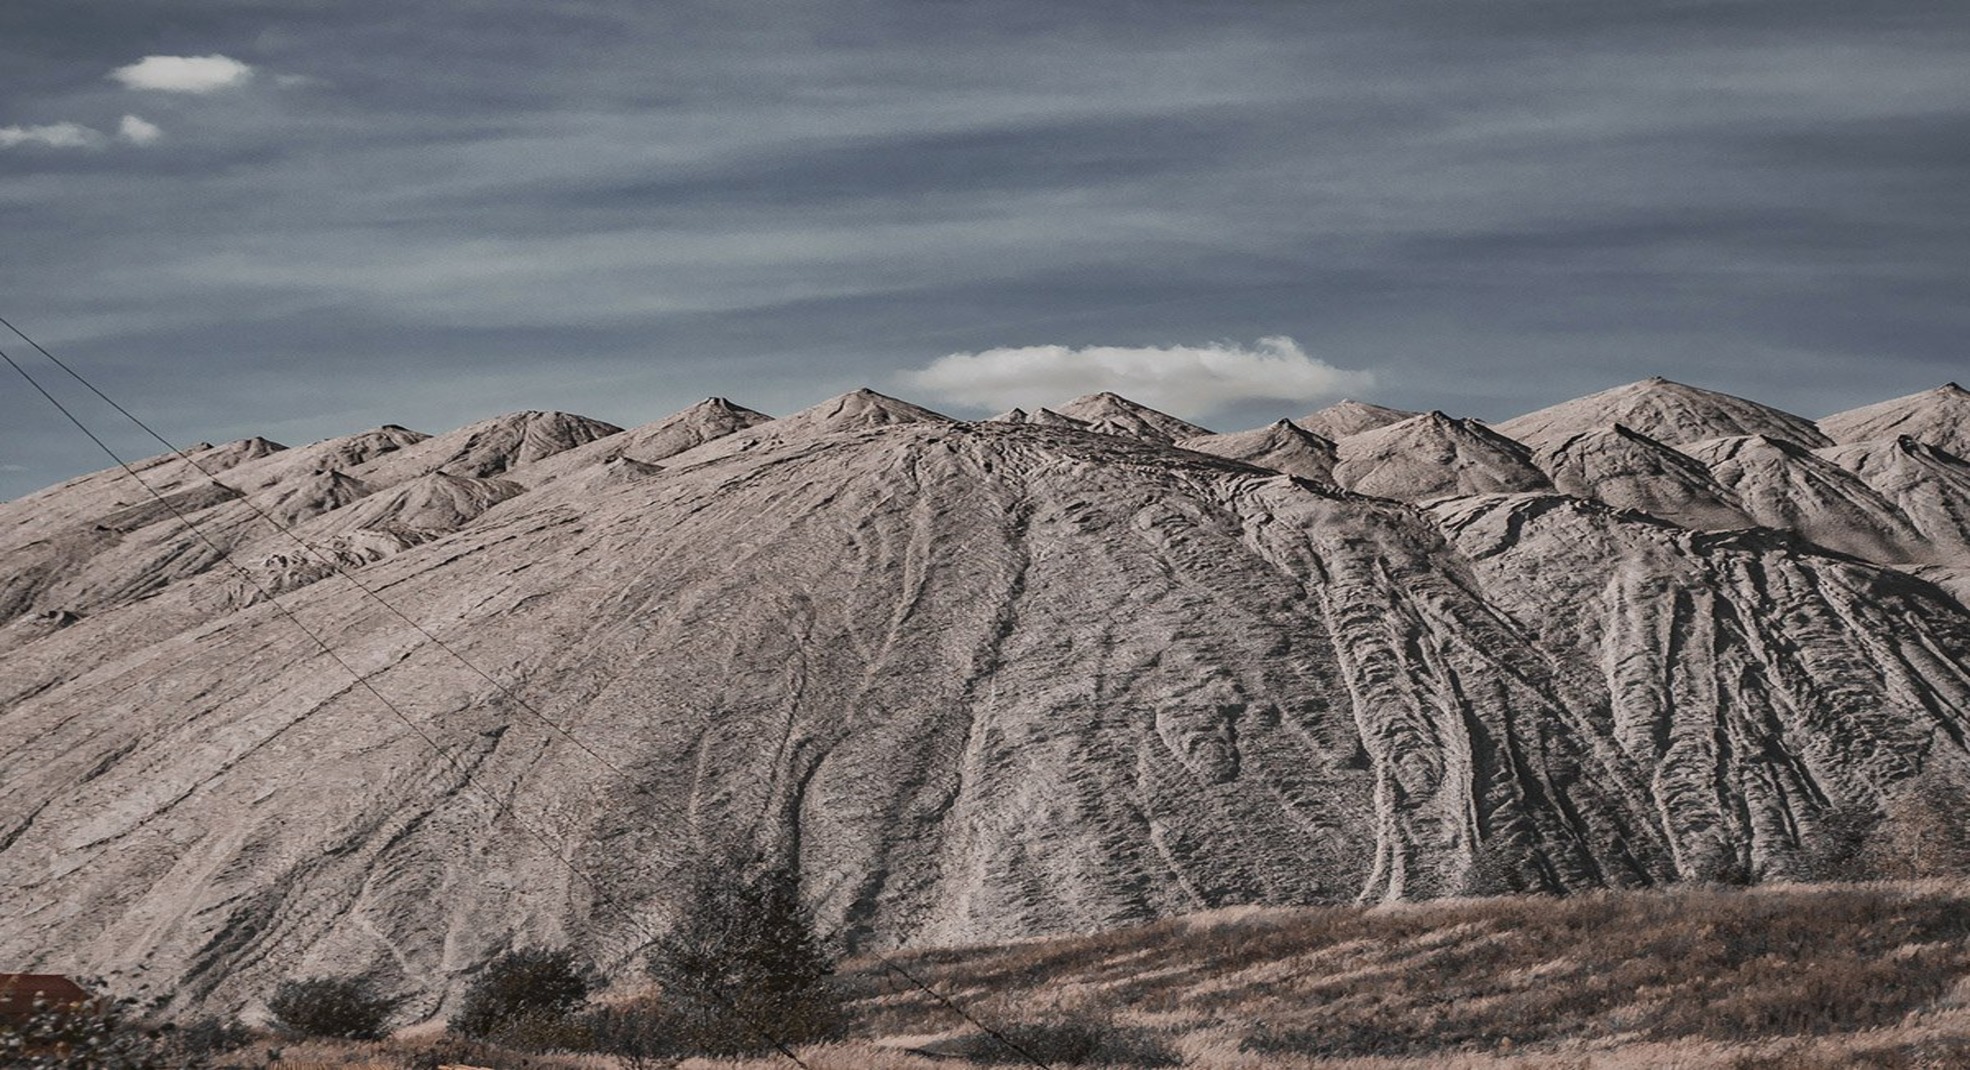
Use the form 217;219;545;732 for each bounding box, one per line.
828;880;1970;1068
232;881;1970;1068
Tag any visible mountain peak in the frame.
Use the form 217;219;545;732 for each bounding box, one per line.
1820;383;1970;457
1333;409;1548;500
1496;378;1829;449
1295;399;1417;440
1054;393;1210;443
1177;419;1338;483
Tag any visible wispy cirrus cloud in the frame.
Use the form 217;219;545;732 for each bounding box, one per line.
109;54;253;93
0;116;164;149
0;121;105;149
906;337;1373;417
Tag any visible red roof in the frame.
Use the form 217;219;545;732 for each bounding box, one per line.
0;974;94;1021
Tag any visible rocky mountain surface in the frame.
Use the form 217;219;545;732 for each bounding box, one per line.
1531;425;1752;531
1296;398;1416;440
1496;376;1832;448
1177;420;1338;484
1819;382;1970;457
1332;411;1550;499
4;375;1970;1020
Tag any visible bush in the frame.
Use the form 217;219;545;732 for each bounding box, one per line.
266;975;401;1040
644;856;843;1056
0;993;169;1069
450;946;592;1040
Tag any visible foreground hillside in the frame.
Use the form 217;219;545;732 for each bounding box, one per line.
193;882;1970;1068
842;880;1970;1069
4;378;1970;1019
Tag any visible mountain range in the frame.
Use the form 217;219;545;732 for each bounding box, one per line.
4;376;1969;1018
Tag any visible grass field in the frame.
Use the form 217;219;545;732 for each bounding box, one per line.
188;881;1970;1068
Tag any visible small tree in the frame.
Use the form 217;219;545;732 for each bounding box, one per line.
645;857;842;1055
266;976;400;1040
450;946;591;1040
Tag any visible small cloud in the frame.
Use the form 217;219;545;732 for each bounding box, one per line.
118;115;163;145
0;121;106;149
906;336;1374;417
0;464;26;473
273;73;325;89
110;54;253;93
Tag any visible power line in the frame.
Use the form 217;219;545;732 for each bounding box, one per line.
1;342;813;1068
3;318;1057;1068
0;313;654;801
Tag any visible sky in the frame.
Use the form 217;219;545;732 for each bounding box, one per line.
2;0;1966;499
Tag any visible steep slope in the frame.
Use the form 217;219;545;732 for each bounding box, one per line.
1682;435;1931;563
1496;377;1831;449
1816;437;1970;564
1819;383;1970;457
1177;420;1338;483
1332;411;1551;500
0;437;284;555
1296;399;1416;440
1532;424;1751;531
1052;392;1211;442
7;413;1970;1023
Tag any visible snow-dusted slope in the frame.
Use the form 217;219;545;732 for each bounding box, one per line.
6;380;1970;1022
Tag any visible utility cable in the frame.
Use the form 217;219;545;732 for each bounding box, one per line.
2;343;812;1068
2;318;1057;1070
0;312;652;801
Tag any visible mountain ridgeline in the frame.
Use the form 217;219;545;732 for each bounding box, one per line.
3;379;1970;1018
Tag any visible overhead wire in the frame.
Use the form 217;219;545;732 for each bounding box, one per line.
2;318;1056;1069
1;341;813;1069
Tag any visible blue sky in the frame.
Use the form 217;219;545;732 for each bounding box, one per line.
3;0;1966;497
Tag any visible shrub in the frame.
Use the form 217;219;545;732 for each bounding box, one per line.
450;946;592;1040
0;993;169;1070
644;856;843;1056
265;975;401;1040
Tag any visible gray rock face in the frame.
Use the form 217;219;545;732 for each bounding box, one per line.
1497;377;1831;449
1682;434;1932;563
6;382;1970;1021
1533;425;1752;532
1815;436;1970;561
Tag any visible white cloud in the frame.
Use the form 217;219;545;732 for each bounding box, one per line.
110;54;253;93
118;115;163;145
0;122;106;149
906;336;1374;417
